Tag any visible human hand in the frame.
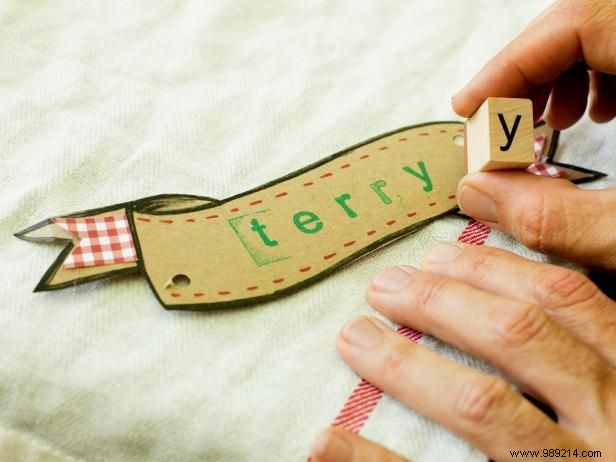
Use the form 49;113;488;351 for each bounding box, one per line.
310;243;616;461
454;0;616;270
310;1;616;460
457;171;616;270
452;0;616;129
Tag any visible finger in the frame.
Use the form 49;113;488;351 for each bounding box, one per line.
311;426;407;462
457;172;616;269
336;317;587;460
452;4;581;117
544;63;590;130
366;267;609;424
528;84;552;122
452;0;616;117
589;71;616;123
421;243;616;364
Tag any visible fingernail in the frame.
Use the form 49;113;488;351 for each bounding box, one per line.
458;185;498;222
342;317;384;349
372;266;412;293
312;429;353;461
424;242;464;264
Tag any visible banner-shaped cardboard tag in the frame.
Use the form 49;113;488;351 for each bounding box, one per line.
15;121;604;310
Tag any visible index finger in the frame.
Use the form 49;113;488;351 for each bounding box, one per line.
335;317;586;460
452;2;585;117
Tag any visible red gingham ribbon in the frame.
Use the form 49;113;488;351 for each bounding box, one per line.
527;134;565;178
53;215;137;269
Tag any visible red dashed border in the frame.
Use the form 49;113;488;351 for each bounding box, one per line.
135;128;461;300
151;196;456;299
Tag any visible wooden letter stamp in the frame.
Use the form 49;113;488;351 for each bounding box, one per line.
465;97;534;173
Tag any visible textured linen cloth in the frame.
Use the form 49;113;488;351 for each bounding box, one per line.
1;1;614;461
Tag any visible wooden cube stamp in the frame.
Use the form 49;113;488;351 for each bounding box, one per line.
465;97;534;173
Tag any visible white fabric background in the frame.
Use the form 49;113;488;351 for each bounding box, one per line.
1;1;614;461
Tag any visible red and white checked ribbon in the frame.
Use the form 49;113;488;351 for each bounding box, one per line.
527;134;565;178
53;215;137;269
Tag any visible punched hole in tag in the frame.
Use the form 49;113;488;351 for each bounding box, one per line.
165;274;191;289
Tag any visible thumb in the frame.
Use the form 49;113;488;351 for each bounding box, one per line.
457;172;616;269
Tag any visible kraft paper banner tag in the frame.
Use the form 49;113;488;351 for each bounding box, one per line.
15;121;605;310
